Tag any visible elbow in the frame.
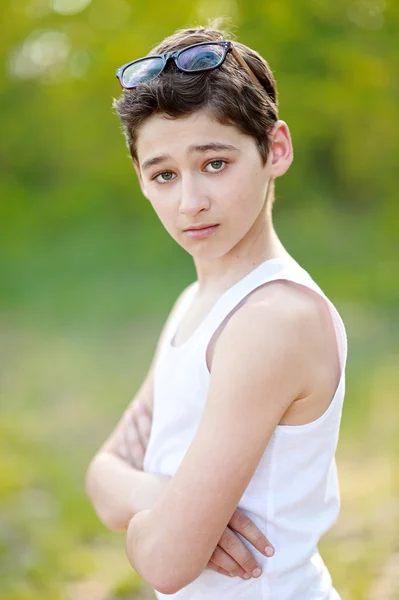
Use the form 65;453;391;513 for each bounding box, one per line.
152;567;201;595
155;580;194;596
96;511;128;533
85;458;127;533
126;513;200;594
141;565;199;596
144;553;202;594
153;581;181;596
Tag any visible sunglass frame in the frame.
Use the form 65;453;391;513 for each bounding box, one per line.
116;40;265;93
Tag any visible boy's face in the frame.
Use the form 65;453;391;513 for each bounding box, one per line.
134;109;290;262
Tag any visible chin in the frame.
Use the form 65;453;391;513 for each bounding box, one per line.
176;230;243;261
189;244;238;262
179;242;221;260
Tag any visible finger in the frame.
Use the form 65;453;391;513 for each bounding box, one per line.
208;548;250;579
218;527;262;577
209;545;248;578
131;399;152;420
135;411;152;448
206;561;233;577
124;407;148;453
124;417;141;449
131;403;152;448
116;438;130;461
229;509;275;558
130;439;145;468
138;400;153;419
123;426;145;468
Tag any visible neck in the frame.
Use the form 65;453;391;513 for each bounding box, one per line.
193;208;292;296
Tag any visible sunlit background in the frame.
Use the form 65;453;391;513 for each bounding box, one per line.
1;1;398;599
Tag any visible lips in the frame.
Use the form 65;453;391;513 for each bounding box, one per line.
183;224;220;240
184;224;219;231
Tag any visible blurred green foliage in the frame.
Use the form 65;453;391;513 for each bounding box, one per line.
1;0;398;319
1;1;398;599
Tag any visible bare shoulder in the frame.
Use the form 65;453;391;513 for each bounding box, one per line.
244;278;335;338
217;278;333;345
211;278;340;412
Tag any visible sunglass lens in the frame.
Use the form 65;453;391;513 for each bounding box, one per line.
122;57;164;88
178;44;225;71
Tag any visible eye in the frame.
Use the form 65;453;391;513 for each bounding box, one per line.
153;171;176;184
204;160;227;173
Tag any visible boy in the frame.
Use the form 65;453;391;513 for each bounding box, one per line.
86;23;346;599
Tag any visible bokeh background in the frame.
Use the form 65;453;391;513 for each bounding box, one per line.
1;1;398;599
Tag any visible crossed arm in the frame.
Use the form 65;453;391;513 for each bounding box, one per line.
86;281;323;594
124;288;314;594
85;283;280;583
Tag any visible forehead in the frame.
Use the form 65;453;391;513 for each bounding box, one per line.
135;109;251;161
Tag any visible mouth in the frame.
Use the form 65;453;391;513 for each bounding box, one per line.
183;224;220;239
183;224;219;231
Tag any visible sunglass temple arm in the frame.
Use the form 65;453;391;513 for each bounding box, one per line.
230;47;265;93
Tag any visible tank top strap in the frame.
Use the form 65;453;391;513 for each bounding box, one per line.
199;257;348;376
198;257;285;342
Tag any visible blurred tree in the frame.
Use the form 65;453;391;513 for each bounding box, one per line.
0;0;398;317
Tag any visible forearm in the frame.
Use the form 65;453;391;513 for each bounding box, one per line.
85;451;171;532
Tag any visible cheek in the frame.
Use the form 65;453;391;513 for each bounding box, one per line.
222;178;259;218
150;199;182;239
237;168;266;204
225;165;262;197
150;196;173;221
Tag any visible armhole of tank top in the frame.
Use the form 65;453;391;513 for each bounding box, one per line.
199;273;348;432
271;276;348;432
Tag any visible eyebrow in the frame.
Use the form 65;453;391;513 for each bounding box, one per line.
141;143;240;172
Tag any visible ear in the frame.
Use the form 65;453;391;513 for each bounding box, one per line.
268;120;294;178
133;159;149;200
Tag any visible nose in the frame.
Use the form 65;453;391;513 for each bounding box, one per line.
178;172;211;216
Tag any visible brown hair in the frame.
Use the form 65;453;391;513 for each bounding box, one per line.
113;21;279;176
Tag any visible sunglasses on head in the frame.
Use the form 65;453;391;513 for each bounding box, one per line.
116;40;274;101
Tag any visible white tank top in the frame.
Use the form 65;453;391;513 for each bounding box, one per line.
143;257;347;600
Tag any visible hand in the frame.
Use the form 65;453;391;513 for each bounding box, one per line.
114;400;152;470
206;509;275;579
